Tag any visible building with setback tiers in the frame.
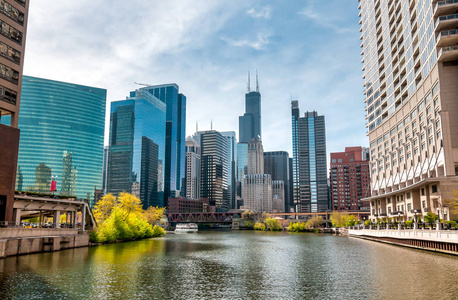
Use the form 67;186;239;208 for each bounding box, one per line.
330;147;371;211
242;138;272;213
107;87;166;208
143;84;186;205
291;101;328;213
184;137;200;200
0;0;29;223
359;0;458;222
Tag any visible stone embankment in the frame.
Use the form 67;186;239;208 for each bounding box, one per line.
0;228;89;258
349;228;458;256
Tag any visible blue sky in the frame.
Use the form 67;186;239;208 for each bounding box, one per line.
24;0;366;157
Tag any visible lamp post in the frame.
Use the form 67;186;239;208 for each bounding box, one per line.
436;207;441;230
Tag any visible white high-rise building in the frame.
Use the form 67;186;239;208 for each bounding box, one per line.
359;0;458;222
184;137;200;200
242;138;272;213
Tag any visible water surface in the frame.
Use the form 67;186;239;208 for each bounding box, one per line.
0;231;457;299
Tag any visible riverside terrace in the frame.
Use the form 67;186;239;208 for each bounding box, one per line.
348;224;458;256
0;193;96;231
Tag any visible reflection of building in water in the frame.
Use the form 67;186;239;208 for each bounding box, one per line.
33;163;51;193
16;166;23;191
61;151;77;196
131;182;140;198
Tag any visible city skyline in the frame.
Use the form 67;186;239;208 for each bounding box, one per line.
23;0;366;158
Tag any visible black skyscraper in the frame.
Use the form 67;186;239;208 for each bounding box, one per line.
264;151;292;213
291;101;328;213
239;72;261;143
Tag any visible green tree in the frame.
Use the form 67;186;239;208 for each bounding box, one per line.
254;222;266;231
264;218;283;231
305;216;323;228
424;212;438;226
443;191;458;221
330;211;349;227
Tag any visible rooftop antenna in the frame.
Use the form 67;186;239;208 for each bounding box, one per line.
211;119;213;130
196;121;198;133
247;71;251;93
256;69;259;92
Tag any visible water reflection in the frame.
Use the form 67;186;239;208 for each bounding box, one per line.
0;232;457;299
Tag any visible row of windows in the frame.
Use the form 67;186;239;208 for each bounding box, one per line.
0;0;24;25
0;19;22;44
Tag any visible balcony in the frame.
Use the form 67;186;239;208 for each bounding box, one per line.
436;29;458;46
434;0;458;18
437;45;458;61
435;14;458;31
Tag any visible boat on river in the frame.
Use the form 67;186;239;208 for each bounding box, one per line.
175;223;198;233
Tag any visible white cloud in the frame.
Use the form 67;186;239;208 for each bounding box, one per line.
221;33;271;50
246;6;272;19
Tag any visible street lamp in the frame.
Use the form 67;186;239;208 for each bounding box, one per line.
436;207;441;230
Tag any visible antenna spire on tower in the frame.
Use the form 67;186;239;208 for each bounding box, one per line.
211;119;213;130
196;121;198;133
256;69;259;92
247;71;251;93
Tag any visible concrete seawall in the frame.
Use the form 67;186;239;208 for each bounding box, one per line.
0;229;90;258
349;229;458;256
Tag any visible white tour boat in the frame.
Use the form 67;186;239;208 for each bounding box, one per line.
175;223;198;233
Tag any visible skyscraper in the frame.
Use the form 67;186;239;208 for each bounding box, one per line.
143;84;186;204
16;76;106;207
359;0;458;222
107;87;166;208
330;147;371;211
221;131;237;210
291;101;328;212
236;142;248;199
242;138;273;213
239;72;261;143
184;137;201;200
200;130;229;211
264;151;291;212
0;0;29;223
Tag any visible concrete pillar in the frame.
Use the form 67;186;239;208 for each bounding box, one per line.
39;211;43;227
73;211;77;228
12;209;21;226
413;222;417;230
53;211;60;228
377;225;380;230
81;206;86;232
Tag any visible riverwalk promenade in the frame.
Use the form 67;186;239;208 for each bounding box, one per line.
349;227;458;255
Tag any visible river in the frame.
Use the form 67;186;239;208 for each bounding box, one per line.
0;231;457;299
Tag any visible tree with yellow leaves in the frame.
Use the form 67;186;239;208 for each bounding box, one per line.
93;193;117;224
143;206;166;225
118;192;143;220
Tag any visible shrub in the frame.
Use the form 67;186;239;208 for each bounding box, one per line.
254;222;266;231
287;222;307;232
152;225;166;237
264;218;283;231
364;220;371;226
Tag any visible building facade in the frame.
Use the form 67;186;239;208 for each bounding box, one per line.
107;87;166;208
200;130;229;211
360;0;458;222
330;147;371;211
272;180;285;213
291;101;328;212
239;72;261;143
15;76;106;206
264;151;291;213
0;0;29;223
144;84;186;204
184;137;201;200
221;131;237;210
242;138;273;213
168;197;211;213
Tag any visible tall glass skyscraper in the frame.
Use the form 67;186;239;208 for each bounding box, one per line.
221;131;237;210
142;84;186;204
16;76;106;206
291;101;328;212
239;72;261;143
264;151;291;213
107;88;166;208
200;130;229;211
